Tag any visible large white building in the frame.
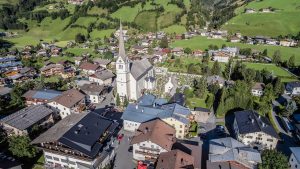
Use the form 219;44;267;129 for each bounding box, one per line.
116;24;155;101
233;110;279;150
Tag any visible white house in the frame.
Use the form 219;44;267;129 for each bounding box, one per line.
79;62;100;75
116;23;155;101
289;147;300;169
251;82;264;97
79;83;107;104
47;89;85;119
130;119;176;161
233;110;279;150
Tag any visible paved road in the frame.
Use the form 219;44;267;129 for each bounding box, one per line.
113;129;135;169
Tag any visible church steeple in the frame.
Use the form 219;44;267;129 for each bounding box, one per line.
118;22;126;59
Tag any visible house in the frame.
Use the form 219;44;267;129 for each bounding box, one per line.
67;0;84;5
122;94;191;139
79;62;100;75
261;8;271;13
289;147;300;169
0;105;55;136
211;51;231;62
116;23;156;101
0;86;12;100
265;38;278;45
280;39;297;47
31;112;119;169
93;58;111;68
0;153;22;169
23;89;62;106
251;82;264;97
285;81;300;96
233;110;279;149
245;8;256;13
156;150;194;169
193;50;205;57
207;137;261;169
164;76;178;96
47;89;85;119
130;119;176;162
192;107;214;123
89;68;115;86
172;47;184;56
79;84;108;104
230;36;241;43
40;64;64;77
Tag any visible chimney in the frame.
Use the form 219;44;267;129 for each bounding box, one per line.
251;119;254;123
181;158;184;165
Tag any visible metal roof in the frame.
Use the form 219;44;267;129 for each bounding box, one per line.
32;90;62;100
0;105;54;130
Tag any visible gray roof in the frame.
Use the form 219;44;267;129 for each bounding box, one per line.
290;147;300;164
234;110;279;139
80;84;106;95
0;105;54;130
23;89;62;100
31;113;87;144
209;137;261;168
122;95;190;124
130;58;153;80
93;58;111;65
90;69;115;81
0;87;12;96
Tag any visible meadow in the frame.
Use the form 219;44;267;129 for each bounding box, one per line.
223;0;300;36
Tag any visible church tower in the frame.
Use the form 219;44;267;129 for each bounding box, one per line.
116;23;130;99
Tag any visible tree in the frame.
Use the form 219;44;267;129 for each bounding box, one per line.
75;33;86;43
224;58;233;80
259;150;288;169
272;50;281;65
288;55;295;68
116;93;120;106
211;61;221;75
159;36;168;48
262;49;268;56
273;78;284;97
123;96;129;107
8;135;37;158
193;77;207;98
184;48;192;55
205;94;214;109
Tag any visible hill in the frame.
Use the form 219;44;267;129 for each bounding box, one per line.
222;0;300;37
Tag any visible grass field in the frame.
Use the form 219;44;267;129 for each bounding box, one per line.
90;29;115;40
73;16;98;27
134;11;157;32
223;0;300;36
87;6;107;15
171;36;300;65
111;4;144;22
49;56;75;63
163;25;186;34
65;48;95;56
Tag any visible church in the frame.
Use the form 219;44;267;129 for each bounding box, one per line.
116;24;155;101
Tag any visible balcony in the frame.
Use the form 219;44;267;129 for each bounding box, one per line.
135;150;159;157
139;146;160;152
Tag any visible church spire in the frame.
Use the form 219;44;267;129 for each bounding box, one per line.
118;21;126;59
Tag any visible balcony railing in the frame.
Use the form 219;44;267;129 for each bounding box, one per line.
139;146;160;152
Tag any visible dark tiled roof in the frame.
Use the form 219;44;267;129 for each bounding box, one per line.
234;110;279;139
0;105;54;130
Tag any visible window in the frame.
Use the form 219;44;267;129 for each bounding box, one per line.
267;139;273;142
69;161;76;165
45;155;52;159
180;125;183;128
63;108;66;110
119;65;123;69
296;164;298;168
246;136;253;139
151;145;154;148
53;157;59;161
179;130;182;133
61;159;67;163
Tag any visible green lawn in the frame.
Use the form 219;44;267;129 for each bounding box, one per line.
73;16;98;27
134;11;157;32
90;29;115;40
49;56;75;63
65;48;94;56
111;4;145;22
223;0;300;36
171;36;300;65
87;6;107;15
163;25;186;34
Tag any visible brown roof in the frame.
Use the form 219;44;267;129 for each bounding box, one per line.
79;62;99;71
79;84;106;95
252;82;265;90
156;150;194;169
130;119;176;151
53;89;85;108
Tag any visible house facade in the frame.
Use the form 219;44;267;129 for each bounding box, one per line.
286;81;300;96
233;110;279;150
289;147;300;169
